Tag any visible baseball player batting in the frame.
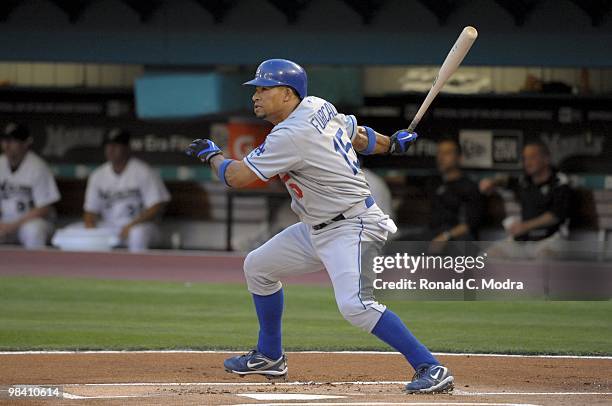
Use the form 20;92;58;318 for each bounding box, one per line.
186;59;453;394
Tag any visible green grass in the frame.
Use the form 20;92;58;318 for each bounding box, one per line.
0;276;610;355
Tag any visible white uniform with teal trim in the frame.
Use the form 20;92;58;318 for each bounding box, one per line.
84;157;170;228
83;157;170;251
0;151;60;248
242;96;397;332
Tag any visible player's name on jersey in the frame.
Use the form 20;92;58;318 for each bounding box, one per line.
97;188;141;202
310;101;338;134
0;181;33;198
373;278;524;291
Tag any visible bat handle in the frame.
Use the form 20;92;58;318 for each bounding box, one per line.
407;120;418;133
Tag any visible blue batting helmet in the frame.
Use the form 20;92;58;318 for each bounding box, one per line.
243;59;307;99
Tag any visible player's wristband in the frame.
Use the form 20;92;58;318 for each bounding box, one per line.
218;159;233;187
362;126;377;155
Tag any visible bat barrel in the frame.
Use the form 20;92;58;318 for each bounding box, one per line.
404;26;478;132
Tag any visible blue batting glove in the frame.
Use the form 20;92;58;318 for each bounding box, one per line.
185;138;222;163
389;130;418;154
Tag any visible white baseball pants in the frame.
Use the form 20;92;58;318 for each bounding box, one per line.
244;203;394;332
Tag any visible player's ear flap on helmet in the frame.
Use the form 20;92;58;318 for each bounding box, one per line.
289;87;300;99
243;59;307;99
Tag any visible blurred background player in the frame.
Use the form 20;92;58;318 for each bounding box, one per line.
363;168;394;220
480;140;571;258
0;122;60;249
429;136;484;242
398;136;483;243
83;128;170;252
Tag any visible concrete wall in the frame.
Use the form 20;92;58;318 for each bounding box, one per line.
3;61;611;97
0;62;143;87
364;66;612;95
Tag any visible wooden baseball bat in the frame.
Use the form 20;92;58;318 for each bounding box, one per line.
407;26;478;132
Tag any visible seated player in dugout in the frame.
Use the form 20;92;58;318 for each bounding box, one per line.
480;140;571;259
0;123;61;249
83;128;170;252
186;59;454;394
428;136;484;242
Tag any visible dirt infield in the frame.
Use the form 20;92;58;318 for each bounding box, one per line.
1;352;610;405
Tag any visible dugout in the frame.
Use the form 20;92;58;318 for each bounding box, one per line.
0;0;611;255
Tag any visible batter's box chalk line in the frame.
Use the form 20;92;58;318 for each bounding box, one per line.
453;390;612;396
63;392;161;400
62;381;408;387
0;350;610;360
238;393;346;400
222;402;543;406
59;381;612;395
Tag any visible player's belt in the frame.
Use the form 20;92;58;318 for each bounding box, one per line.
313;196;375;230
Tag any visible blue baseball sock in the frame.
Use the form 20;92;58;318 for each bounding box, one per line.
372;309;439;369
252;289;284;360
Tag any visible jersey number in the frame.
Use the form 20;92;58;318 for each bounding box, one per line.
333;128;359;175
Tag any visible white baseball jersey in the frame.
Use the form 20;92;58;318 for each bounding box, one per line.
84;157;170;228
243;96;370;225
0;151;60;222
